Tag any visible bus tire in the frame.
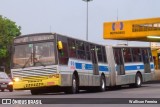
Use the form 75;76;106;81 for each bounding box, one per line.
135;73;142;88
31;89;40;95
66;74;79;94
99;75;106;92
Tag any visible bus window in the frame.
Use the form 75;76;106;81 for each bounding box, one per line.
131;48;142;62
123;48;132;63
90;44;97;64
58;41;69;65
85;43;91;60
114;48;125;75
114;48;122;65
34;42;55;66
148;48;153;62
102;46;107;63
57;36;69;65
68;39;76;58
13;44;33;68
96;45;103;62
142;49;149;64
142;48;151;73
76;41;85;59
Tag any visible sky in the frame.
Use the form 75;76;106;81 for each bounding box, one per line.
0;0;160;46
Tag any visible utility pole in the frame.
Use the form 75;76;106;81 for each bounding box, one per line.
82;0;93;41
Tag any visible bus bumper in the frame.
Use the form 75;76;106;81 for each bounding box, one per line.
13;74;61;90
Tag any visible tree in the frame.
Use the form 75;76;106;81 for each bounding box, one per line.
0;15;21;73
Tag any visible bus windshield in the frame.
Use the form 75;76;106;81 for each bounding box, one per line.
13;42;55;68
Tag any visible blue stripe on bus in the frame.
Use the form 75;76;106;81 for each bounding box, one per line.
75;62;154;71
75;63;82;69
99;66;109;72
125;65;144;71
125;64;154;71
150;64;154;69
75;62;108;72
85;64;93;70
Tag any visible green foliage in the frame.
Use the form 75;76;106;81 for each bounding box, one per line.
0;48;7;57
0;15;21;58
0;15;21;73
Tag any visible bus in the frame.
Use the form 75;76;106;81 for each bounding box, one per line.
11;33;154;95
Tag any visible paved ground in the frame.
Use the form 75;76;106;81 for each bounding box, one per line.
0;70;159;107
1;83;160;107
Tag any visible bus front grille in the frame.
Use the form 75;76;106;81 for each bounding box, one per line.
12;67;57;81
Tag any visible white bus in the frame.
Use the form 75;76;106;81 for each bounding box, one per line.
11;33;154;95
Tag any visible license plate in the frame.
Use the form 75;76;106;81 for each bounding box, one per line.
1;85;7;88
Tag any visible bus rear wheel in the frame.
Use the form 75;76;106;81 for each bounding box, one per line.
135;73;142;87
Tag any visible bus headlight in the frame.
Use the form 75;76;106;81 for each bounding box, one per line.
14;77;21;82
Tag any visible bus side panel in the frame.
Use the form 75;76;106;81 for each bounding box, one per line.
79;73;90;86
63;59;92;86
91;75;100;86
143;62;155;82
105;46;116;86
143;73;152;82
128;74;135;84
59;65;72;86
88;73;100;86
105;75;111;86
60;72;91;87
61;73;72;86
116;75;130;85
123;62;144;85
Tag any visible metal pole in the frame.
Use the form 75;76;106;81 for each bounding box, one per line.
86;1;88;41
82;0;92;41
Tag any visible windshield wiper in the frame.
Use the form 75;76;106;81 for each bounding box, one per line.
34;58;46;67
22;53;32;69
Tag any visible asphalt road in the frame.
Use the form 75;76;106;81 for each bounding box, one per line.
0;82;160;107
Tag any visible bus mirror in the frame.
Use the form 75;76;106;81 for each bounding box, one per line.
58;41;63;50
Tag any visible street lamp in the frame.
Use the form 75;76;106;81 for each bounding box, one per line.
82;0;93;41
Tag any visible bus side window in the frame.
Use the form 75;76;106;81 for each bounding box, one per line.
142;49;149;64
132;48;142;62
58;37;69;65
123;48;132;63
85;42;91;60
148;48;153;62
114;48;122;64
102;46;107;63
96;45;103;62
90;44;97;63
142;48;153;63
76;40;85;60
68;39;76;58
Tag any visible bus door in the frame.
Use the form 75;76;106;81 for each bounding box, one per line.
90;45;99;75
114;48;125;75
142;49;151;73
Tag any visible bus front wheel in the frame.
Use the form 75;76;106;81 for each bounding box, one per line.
31;89;40;95
66;74;79;94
